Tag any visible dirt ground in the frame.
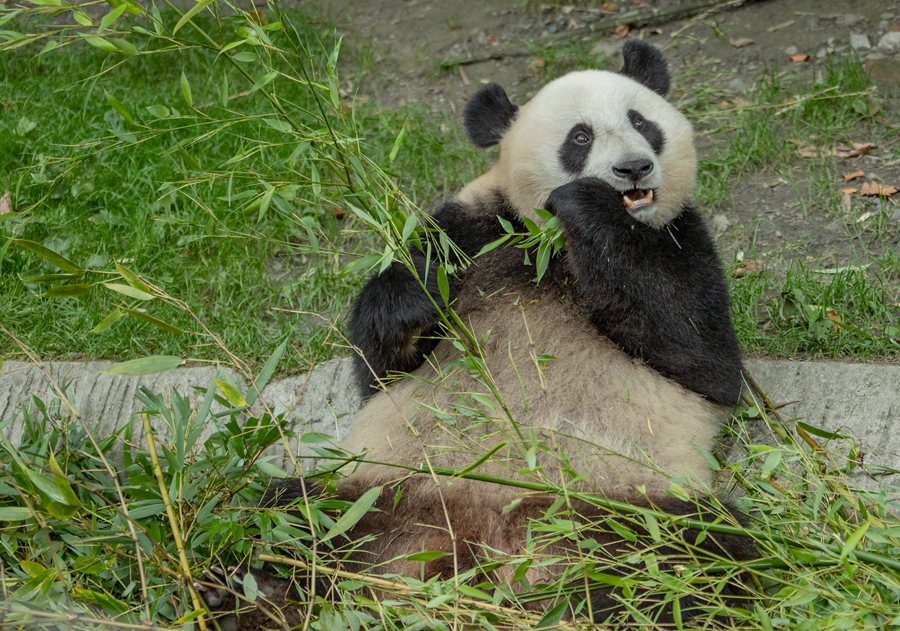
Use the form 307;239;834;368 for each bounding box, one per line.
309;0;900;269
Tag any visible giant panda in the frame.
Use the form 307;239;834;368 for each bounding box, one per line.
200;40;753;627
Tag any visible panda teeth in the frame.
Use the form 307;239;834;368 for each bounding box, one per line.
623;189;654;209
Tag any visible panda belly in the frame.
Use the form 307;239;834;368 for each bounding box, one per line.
337;274;725;499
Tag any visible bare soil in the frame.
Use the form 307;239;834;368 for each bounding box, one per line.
310;0;900;269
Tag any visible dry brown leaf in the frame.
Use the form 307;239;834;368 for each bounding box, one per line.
613;24;630;37
842;170;865;182
789;53;810;62
841;187;859;194
729;37;754;48
859;182;898;197
834;142;876;158
0;190;11;215
797;145;824;158
840;190;853;213
826;308;842;332
731;260;765;277
767;20;795;32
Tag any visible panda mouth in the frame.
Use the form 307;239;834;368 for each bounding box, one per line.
622;188;655;210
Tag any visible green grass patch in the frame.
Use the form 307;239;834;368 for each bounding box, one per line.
0;4;486;374
730;257;899;358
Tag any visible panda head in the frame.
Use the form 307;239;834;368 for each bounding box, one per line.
463;40;696;227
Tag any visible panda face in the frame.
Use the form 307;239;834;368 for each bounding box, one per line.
501;70;696;227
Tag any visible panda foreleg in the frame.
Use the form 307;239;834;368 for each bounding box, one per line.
347;253;448;395
347;199;516;395
545;177;743;405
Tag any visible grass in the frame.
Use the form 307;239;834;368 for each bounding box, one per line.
0;5;486;375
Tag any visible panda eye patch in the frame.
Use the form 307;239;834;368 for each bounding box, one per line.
559;124;594;174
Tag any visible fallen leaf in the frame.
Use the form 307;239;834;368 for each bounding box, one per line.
798;143;876;159
789;53;810;62
856;211;876;223
732;260;765;277
859;182;898;197
613;24;630;37
826;309;842;333
842;170;865;182
729;37;754;48
0;190;11;215
840;187;859;194
840;189;853;213
834;142;876;158
767;19;795;32
797;145;825;158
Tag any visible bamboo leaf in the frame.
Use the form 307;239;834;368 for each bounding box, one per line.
101;356;182;375
81;34;117;52
99;3;127;30
400;213;417;244
90;310;124;333
214;379;247;408
388;117;408;164
180;70;193;108
320;486;381;543
173;0;213;35
102;282;153;301
122;308;184;334
0;507;32;521
257;185;275;223
10;239;82;273
247;339;289;406
841;519;871;561
44;284;92;298
105;91;133;123
437;264;450;306
115;263;153;294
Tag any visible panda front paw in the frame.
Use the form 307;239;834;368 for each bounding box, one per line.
545;177;627;233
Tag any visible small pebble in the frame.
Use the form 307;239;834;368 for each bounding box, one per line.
878;31;900;52
841;14;862;27
785;45;799;55
728;77;746;93
712;214;731;235
850;33;871;50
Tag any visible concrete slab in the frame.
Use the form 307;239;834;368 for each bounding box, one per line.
743;358;899;492
0;357;896;492
0;358;361;473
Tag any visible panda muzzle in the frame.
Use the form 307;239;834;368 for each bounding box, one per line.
623;189;654;210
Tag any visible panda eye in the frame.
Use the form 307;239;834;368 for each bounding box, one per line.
573;130;591;145
631;114;645;130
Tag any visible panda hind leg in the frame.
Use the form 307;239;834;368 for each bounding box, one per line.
195;565;308;631
578;497;756;625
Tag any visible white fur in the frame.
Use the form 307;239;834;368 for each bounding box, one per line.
460;70;697;227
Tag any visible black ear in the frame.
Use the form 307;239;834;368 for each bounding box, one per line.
620;39;670;96
463;83;518;148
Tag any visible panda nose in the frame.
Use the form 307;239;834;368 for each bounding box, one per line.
612;159;654;182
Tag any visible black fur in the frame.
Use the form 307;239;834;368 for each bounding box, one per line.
463;83;519;147
544;177;743;405
620;39;670;96
558;123;594;175
348;195;523;394
628;108;665;154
